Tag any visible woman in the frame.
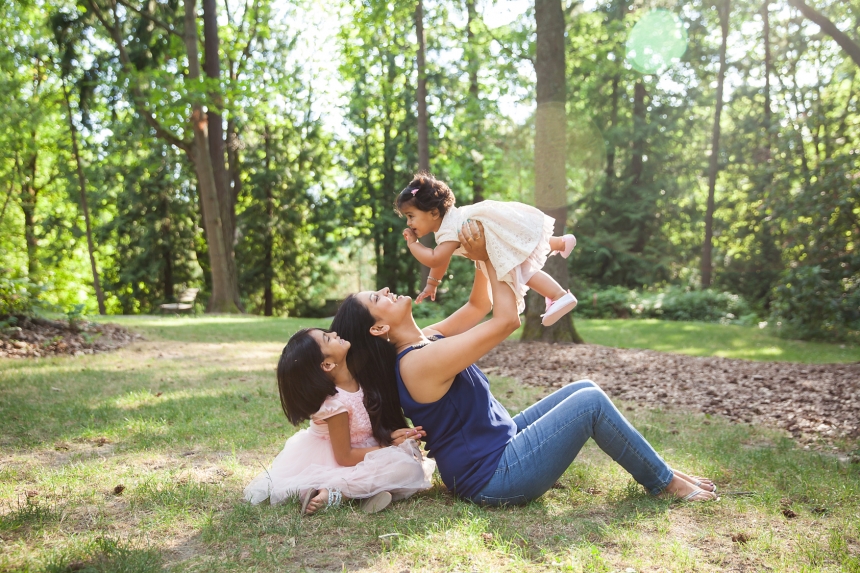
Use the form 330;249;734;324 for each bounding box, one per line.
331;221;717;506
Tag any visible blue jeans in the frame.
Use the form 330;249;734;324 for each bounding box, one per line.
469;380;674;506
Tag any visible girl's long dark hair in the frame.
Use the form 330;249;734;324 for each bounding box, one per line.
331;295;409;447
277;328;337;426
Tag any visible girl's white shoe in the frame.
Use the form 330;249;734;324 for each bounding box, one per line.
550;234;577;259
541;291;578;326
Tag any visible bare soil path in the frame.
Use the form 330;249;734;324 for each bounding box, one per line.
478;341;860;447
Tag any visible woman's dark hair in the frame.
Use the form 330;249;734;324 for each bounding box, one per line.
276;328;337;426
395;172;456;219
331;295;409;447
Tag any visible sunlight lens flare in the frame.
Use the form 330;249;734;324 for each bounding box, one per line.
625;10;688;75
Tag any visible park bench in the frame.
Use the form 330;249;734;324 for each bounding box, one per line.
159;288;199;313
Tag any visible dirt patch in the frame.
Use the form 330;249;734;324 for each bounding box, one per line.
0;315;141;358
478;341;860;446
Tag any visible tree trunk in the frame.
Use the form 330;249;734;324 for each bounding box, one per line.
263;123;274;317
702;0;730;288
202;0;242;311
161;191;174;301
21;142;39;279
466;0;484;203
522;0;583;343
630;80;648;254
62;78;106;314
414;0;433;287
184;0;239;313
787;0;860;70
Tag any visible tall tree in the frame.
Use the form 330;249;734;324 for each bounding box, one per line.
82;0;241;312
522;0;582;343
414;0;433;285
702;0;730;288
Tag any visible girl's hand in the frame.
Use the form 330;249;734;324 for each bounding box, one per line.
416;283;437;304
402;228;418;244
458;220;488;261
390;426;426;446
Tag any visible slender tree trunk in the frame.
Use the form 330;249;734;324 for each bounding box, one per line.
22;144;39;278
604;74;620;200
414;0;433;287
62;78;106;314
162;191;174;301
466;0;484;203
630;80;648;254
184;0;239;313
202;0;242;311
522;0;583;343
263;123;274;317
702;0;730;288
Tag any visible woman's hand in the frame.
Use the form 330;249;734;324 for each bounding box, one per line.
390;426;426;446
402;228;418;245
458;220;488;262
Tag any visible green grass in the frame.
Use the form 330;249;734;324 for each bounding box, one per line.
2;316;859;572
102;314;860;363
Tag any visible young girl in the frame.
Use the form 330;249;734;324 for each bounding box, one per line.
243;328;435;515
398;173;578;326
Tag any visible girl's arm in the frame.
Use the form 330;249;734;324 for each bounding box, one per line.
326;412;380;467
404;233;460;268
401;225;520;404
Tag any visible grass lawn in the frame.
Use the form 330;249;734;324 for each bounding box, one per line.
1;316;858;572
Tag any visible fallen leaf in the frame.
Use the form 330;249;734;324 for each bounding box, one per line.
113;485;125;495
782;508;798;518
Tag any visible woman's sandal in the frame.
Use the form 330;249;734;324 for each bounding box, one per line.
299;488;343;516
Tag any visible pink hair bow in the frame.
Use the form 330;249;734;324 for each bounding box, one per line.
411;189;418;196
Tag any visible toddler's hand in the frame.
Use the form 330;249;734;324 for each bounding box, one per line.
415;284;436;304
402;228;418;244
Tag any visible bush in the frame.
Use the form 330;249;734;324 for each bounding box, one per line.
0;273;45;318
576;285;756;325
769;265;860;342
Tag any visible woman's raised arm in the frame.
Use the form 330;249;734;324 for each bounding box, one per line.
402;222;520;403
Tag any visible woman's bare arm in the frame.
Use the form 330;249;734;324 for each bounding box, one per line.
425;262;491;338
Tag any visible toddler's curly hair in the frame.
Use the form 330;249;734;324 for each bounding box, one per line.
395;172;456;218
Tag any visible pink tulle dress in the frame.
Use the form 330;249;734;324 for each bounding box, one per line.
244;386;436;506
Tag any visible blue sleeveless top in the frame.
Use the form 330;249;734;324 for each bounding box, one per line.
395;338;516;499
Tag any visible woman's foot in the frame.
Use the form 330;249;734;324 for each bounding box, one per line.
541;291;578;326
659;474;718;502
672;469;716;492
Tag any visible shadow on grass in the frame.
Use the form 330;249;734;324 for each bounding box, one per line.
42;537;163;573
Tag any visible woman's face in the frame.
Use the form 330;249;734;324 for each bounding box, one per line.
310;329;350;364
357;287;412;328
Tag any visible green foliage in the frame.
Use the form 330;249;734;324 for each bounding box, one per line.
576;285;755;325
770;265;860;342
0;273;46;317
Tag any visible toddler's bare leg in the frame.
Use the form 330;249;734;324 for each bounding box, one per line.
548;236;565;252
526;271;565;301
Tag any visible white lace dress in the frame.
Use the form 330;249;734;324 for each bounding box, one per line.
243;386;435;505
435;201;556;313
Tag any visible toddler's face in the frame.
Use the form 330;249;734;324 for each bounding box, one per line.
400;203;441;238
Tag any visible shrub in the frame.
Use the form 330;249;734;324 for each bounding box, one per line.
769;265;860;342
576;285;755;325
0;273;45;318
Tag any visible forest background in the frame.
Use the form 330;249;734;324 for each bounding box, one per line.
1;0;858;344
